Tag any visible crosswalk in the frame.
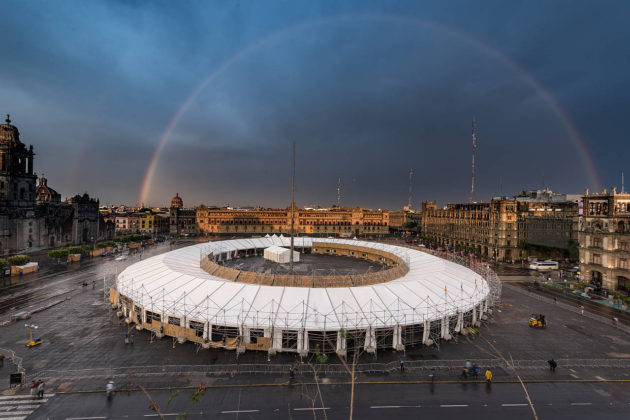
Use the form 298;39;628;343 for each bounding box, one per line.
0;393;53;420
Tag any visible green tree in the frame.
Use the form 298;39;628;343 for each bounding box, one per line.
8;255;31;266
48;249;70;259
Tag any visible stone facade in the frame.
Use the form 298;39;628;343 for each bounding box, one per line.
579;188;630;290
0;115;101;255
196;202;390;236
169;194;198;235
421;189;579;262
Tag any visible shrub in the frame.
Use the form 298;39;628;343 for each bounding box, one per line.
48;249;70;259
8;255;31;266
66;246;83;255
0;259;8;270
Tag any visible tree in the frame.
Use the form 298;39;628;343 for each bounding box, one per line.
48;249;70;259
8;255;31;266
567;240;579;260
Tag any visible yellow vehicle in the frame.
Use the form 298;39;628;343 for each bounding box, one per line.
25;324;42;347
529;314;547;328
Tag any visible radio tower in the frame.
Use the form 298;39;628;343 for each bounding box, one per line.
470;118;477;203
408;168;413;209
337;176;341;207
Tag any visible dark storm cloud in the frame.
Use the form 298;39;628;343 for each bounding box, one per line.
0;0;628;208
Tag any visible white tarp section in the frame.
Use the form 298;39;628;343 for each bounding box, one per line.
116;237;490;330
263;245;300;263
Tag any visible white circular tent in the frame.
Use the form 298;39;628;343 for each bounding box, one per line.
112;237;498;355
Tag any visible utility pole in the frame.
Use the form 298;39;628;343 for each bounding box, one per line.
337;176;341;207
622;172;625;193
290;141;295;272
408;168;413;209
470;118;477;203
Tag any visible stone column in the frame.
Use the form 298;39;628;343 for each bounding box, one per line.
336;330;347;357
393;325;404;351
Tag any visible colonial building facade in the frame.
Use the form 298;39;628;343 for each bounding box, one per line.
194;202;390;236
421;189;579;262
579;188;630;291
0;115;102;255
169;193;198;235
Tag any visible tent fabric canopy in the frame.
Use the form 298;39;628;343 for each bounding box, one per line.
263;245;300;263
116;237;489;330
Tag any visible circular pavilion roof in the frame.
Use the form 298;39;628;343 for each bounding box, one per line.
116;237;489;330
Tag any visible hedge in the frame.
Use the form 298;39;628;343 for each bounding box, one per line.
48;249;70;259
8;255;31;266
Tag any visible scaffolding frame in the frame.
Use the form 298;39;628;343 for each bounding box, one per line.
112;238;501;355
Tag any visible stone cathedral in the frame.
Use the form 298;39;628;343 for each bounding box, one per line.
0;115;103;255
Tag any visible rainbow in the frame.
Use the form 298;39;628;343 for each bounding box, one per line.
139;13;601;205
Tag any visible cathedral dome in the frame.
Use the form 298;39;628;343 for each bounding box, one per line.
0;115;21;147
171;193;183;209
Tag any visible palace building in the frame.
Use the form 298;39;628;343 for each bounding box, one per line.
195;203;390;236
579;188;630;291
421;189;579;262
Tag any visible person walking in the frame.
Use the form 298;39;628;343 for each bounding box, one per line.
30;380;37;398
547;359;557;372
37;381;45;399
400;359;405;373
485;369;493;383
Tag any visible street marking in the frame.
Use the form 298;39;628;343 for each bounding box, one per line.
569;369;577;373
144;415;179;417
293;407;330;411
370;405;421;408
502;403;528;407
66;417;107;420
595;376;605;381
220;410;260;414
570;374;579;378
0;417;30;420
0;412;35;416
440;404;468;407
571;403;592;406
0;400;47;406
0;395;53;400
1;405;42;411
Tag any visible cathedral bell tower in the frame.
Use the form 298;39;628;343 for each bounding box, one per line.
0;115;36;210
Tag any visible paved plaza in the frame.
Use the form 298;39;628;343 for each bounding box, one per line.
1;246;630;418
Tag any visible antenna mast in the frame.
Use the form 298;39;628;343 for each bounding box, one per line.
622;172;625;193
408;168;414;209
290;141;295;272
470;118;477;203
337;176;341;207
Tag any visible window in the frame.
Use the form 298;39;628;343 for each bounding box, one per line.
189;321;204;338
593;238;602;248
620;259;628;270
620;242;629;251
168;316;181;326
592;254;602;265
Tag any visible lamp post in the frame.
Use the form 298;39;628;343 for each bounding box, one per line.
25;323;41;347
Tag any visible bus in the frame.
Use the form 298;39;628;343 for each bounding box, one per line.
528;261;559;271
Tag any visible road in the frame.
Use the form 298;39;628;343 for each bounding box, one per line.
22;381;630;419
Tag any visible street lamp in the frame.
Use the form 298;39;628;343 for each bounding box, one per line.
25;323;42;347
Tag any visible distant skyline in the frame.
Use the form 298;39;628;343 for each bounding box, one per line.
1;1;628;208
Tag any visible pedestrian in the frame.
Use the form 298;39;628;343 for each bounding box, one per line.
400;359;405;373
37;381;45;398
130;330;134;344
579;306;584;316
485;369;493;383
124;332;129;344
472;363;479;378
92;280;95;289
553;297;557;304
30;380;37;398
613;317;619;327
0;354;4;368
547;359;557;372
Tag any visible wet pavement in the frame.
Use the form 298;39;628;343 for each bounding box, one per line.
1;240;630;419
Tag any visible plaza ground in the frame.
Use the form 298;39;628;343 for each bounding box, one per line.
1;241;630;419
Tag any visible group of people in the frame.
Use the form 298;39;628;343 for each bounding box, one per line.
30;380;45;398
124;331;135;344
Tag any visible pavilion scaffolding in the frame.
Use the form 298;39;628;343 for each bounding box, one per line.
111;237;501;355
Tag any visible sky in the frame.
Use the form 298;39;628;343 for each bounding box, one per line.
1;0;628;209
